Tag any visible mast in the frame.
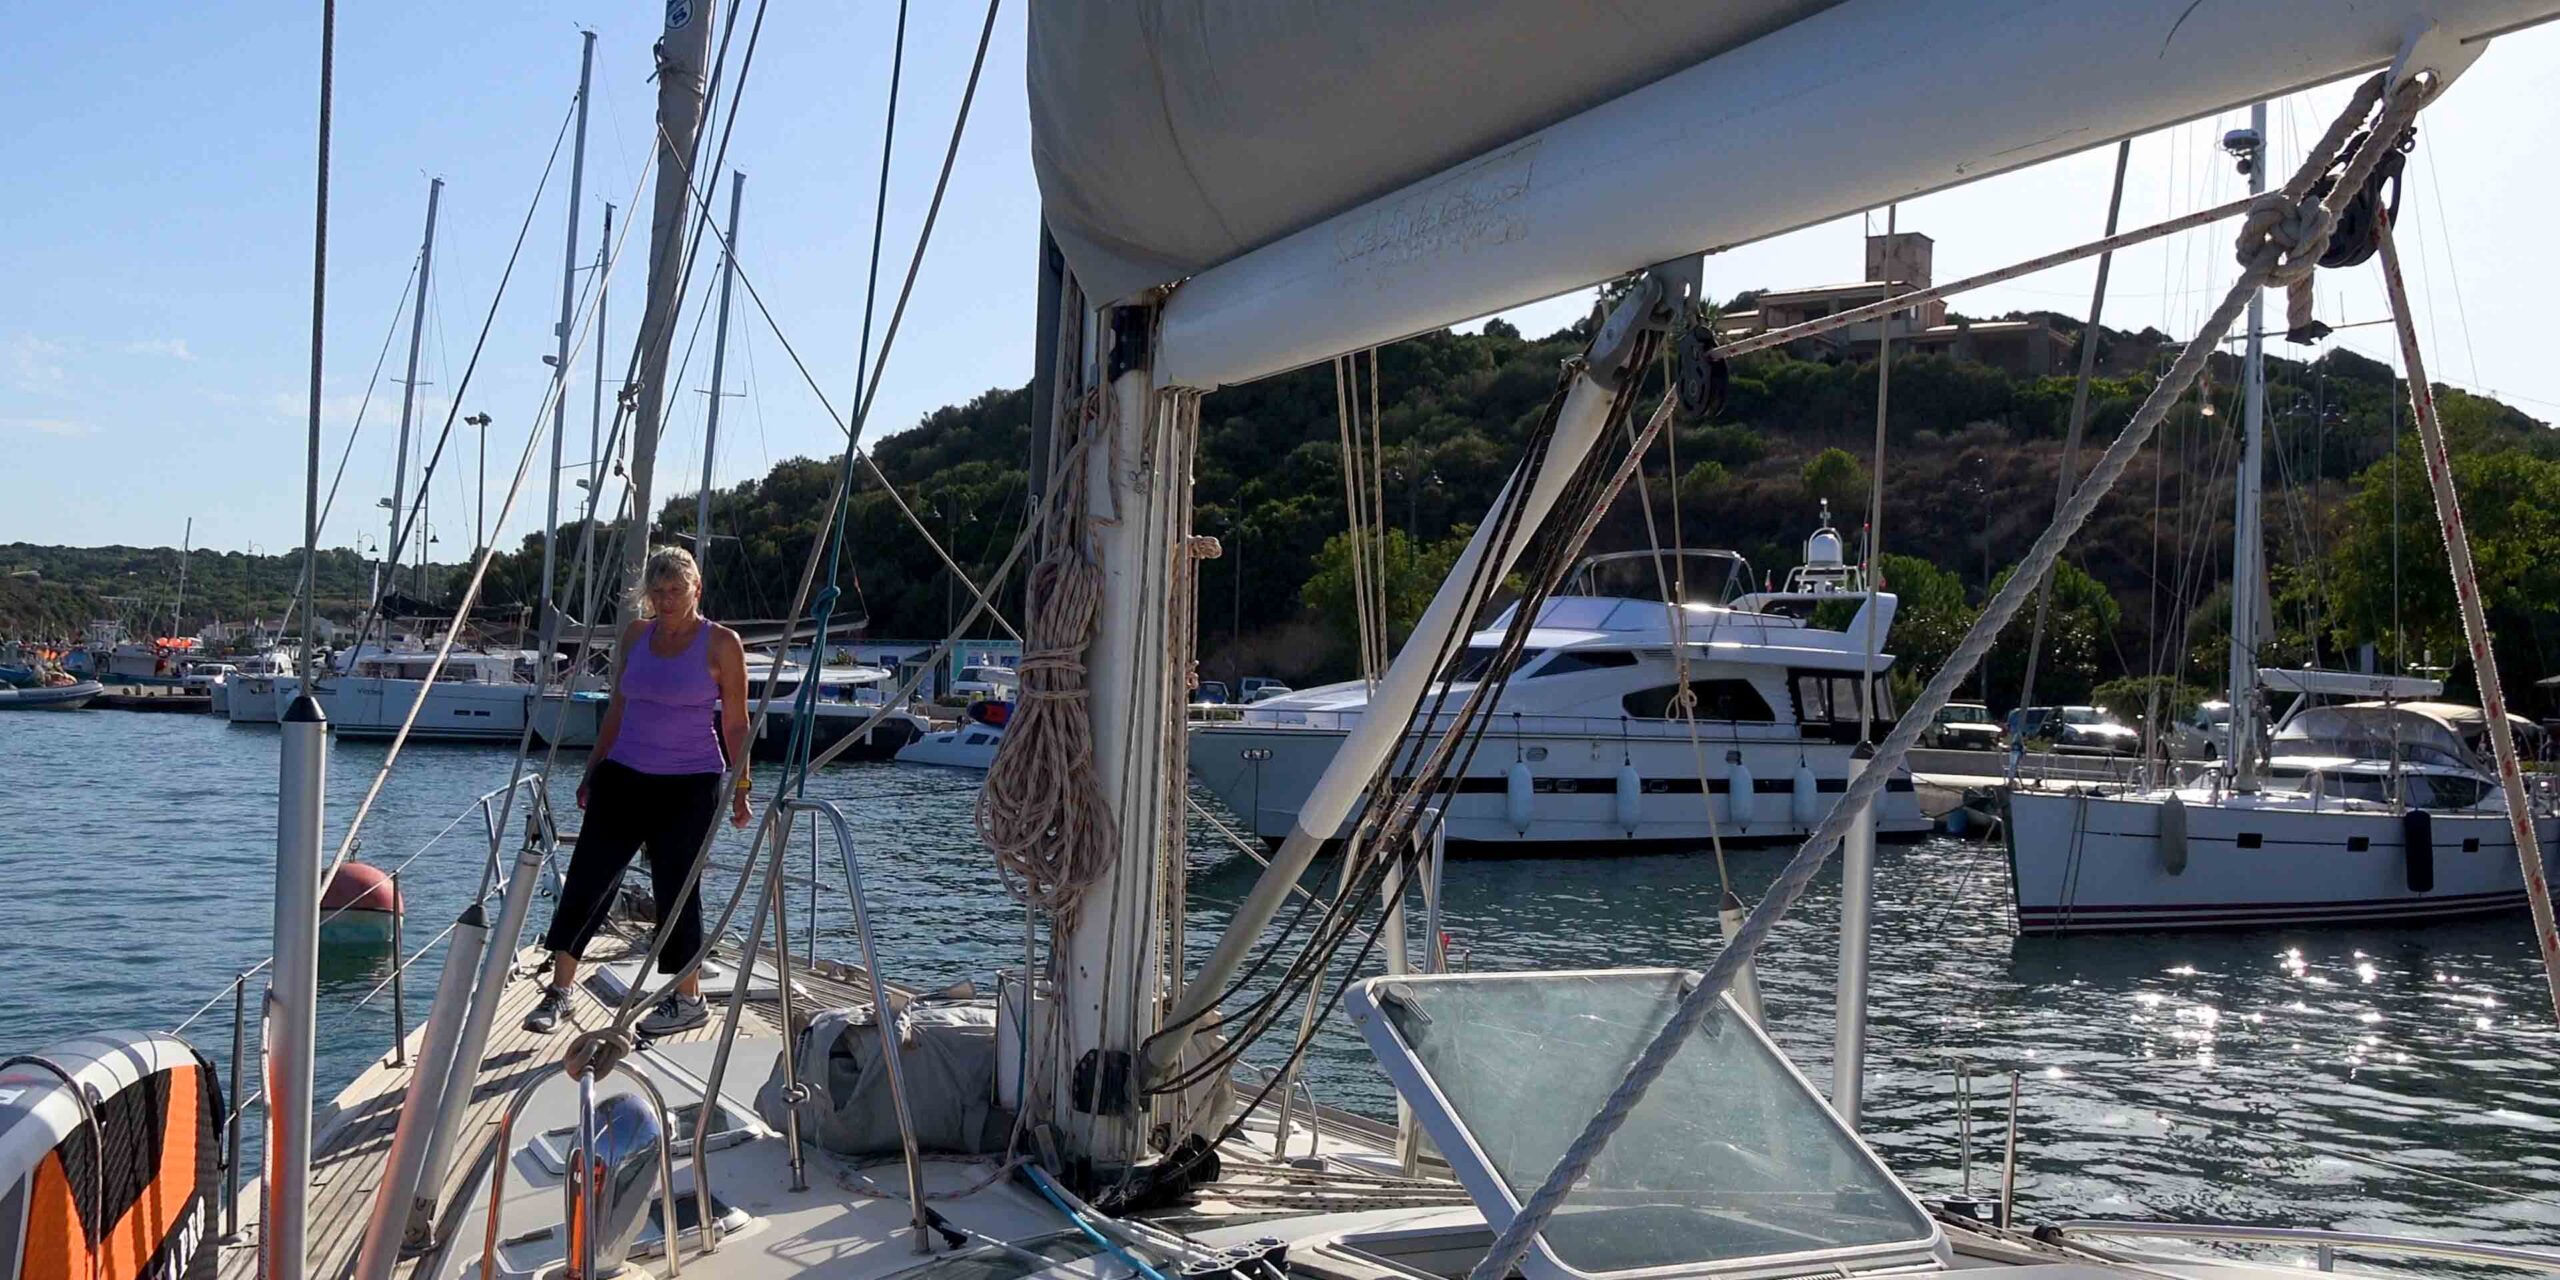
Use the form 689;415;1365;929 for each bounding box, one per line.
2225;102;2268;786
538;30;595;667
172;517;191;640
590;202;613;504
583;201;614;637
620;1;717;605
391;177;441;609
698;171;743;552
271;6;337;1276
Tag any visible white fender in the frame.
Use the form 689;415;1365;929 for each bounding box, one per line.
1614;764;1643;833
1727;761;1756;830
1792;765;1823;825
1505;762;1535;833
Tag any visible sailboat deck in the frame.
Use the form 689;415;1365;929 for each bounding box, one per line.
213;935;871;1280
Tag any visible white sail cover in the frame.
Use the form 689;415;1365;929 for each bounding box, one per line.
1029;2;1841;307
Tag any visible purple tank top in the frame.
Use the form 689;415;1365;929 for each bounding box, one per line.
607;620;726;775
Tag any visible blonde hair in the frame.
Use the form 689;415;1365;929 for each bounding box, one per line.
636;545;702;619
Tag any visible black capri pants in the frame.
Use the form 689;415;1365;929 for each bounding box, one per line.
543;759;719;974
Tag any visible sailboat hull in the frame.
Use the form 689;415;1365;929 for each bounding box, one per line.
319;678;531;742
2005;788;2560;933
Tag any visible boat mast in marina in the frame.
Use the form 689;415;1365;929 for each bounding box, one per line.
171;516;191;641
268;6;340;1276
536;30;595;668
697;171;742;553
388;176;441;611
2227;101;2270;786
618;1;715;606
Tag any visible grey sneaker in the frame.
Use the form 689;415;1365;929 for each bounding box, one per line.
638;992;709;1037
521;984;571;1034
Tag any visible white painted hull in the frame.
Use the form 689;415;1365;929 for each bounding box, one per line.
529;691;606;748
1189;721;1927;849
2005;788;2560;933
206;677;230;715
225;675;294;724
318;678;531;742
895;722;1005;770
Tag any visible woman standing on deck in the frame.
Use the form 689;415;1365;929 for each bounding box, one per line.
524;546;751;1036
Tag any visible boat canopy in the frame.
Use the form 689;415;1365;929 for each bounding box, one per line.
2273;704;2478;771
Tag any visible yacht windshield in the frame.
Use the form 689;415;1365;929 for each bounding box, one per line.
1567;551;1752;606
1354;971;1933;1280
2062;707;2107;725
1445;645;1542;684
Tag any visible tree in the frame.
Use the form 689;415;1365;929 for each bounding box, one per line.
2091;674;2212;737
1801;447;1868;513
2326;444;2560;694
1878;553;1973;696
1302;526;1473;667
1982;559;2120;709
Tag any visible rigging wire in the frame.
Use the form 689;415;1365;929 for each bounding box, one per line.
323;95;590;882
331;97;576;673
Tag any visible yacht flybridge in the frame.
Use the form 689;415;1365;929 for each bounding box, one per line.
1194;522;1927;850
18;8;2560;1280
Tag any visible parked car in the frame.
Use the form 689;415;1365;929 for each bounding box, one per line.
2164;699;2230;759
2010;704;2139;754
1924;702;2002;750
1193;680;1231;706
1240;677;1294;704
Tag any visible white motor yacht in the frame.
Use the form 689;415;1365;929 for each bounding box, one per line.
1192;525;1926;850
896;701;1011;769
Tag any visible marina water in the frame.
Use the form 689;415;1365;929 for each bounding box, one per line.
6;710;2559;1244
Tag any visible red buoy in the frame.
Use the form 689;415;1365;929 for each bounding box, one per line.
320;861;404;947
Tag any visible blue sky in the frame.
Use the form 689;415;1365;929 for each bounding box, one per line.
9;6;2559;553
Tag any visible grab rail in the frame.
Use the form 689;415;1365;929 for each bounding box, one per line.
681;798;928;1255
478;1059;685;1280
2044;1221;2560;1274
792;798;931;1254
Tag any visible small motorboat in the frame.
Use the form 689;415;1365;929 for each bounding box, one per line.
0;679;102;711
0;662;38;688
893;699;1011;770
319;861;404;947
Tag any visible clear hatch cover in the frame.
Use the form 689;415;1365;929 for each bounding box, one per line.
1347;969;1939;1280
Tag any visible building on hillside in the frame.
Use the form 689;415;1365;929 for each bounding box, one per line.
1715;231;2072;378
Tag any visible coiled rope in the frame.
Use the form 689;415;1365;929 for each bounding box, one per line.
1465;71;2425;1280
978;386;1118;926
